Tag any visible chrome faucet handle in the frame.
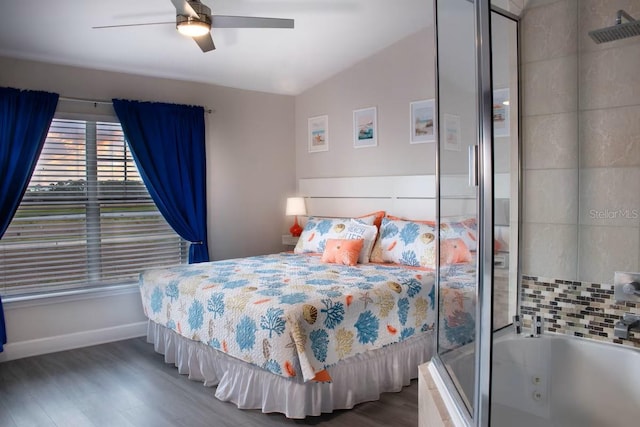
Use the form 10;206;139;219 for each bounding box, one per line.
613;313;640;339
622;282;640;296
615;313;640;339
621;313;640;325
614;321;630;339
532;315;543;337
513;315;522;335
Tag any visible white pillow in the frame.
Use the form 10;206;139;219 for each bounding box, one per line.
343;220;378;263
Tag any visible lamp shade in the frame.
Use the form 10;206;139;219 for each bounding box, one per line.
285;197;307;216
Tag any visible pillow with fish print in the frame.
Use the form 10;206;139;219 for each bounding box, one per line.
370;217;472;268
294;215;376;256
441;216;477;251
387;214;477;251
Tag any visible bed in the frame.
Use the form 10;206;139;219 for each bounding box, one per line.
140;251;437;417
138;176;478;418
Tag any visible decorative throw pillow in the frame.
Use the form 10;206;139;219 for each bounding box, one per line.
440;238;473;264
343;220;378;263
294;215;375;255
494;225;510;252
357;210;385;231
321;239;364;266
387;215;478;251
384;214;432;225
370;217;471;268
441;217;477;251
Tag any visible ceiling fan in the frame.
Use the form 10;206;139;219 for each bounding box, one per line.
92;0;294;52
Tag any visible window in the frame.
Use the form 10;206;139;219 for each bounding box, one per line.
0;118;187;297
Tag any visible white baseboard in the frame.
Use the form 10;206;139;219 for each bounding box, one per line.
0;321;148;362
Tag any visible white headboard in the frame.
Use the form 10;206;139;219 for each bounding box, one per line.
298;174;510;220
299;175;435;219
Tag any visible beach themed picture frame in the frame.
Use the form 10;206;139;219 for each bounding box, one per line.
308;115;329;152
443;113;461;151
353;107;377;148
410;99;436;144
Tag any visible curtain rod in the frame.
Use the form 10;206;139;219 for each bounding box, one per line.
58;96;214;114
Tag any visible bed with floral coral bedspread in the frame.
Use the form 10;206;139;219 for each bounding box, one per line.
139;252;473;418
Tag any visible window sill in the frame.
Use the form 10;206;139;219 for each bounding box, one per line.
2;283;140;310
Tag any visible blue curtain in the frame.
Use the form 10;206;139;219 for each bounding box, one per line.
0;87;59;352
112;99;209;264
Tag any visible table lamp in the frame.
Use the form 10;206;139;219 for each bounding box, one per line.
285;197;306;237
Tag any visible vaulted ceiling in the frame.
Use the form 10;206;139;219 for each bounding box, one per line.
0;0;432;95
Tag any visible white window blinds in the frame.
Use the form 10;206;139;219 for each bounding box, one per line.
0;119;187;297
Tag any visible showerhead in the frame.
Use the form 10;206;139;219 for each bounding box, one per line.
588;9;640;44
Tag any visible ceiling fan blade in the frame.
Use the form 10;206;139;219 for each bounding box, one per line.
171;0;198;18
92;22;174;29
193;33;216;52
211;15;294;29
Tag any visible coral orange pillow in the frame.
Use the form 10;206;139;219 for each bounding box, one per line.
440;238;473;264
385;214;433;225
357;211;385;230
321;239;364;266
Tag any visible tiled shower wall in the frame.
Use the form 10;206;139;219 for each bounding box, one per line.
521;0;580;280
521;0;640;283
519;0;640;349
576;0;640;282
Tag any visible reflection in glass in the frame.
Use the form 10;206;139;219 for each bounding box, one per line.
436;0;478;414
490;9;521;427
435;2;521;419
491;11;519;332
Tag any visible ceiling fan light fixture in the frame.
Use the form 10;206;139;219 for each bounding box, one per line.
177;17;211;37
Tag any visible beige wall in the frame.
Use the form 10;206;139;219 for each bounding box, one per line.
0;56;295;359
1;14;437;359
294;26;436;180
0;56;296;260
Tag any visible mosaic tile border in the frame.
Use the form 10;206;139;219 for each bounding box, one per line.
520;275;640;349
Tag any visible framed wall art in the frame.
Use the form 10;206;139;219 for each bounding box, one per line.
443;113;461;151
353;107;377;148
410;99;436;144
308;115;329;153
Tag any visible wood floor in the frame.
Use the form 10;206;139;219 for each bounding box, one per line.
0;338;419;427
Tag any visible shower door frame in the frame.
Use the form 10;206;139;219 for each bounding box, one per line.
432;1;520;426
473;0;494;425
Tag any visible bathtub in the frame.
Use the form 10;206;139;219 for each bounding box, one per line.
491;333;640;427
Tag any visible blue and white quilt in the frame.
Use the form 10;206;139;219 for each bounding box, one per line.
139;252;437;382
438;262;477;351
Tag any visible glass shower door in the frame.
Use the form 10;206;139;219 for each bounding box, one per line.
435;0;480;419
433;1;518;426
489;8;521;426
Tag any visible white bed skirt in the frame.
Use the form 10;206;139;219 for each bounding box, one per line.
147;320;434;418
